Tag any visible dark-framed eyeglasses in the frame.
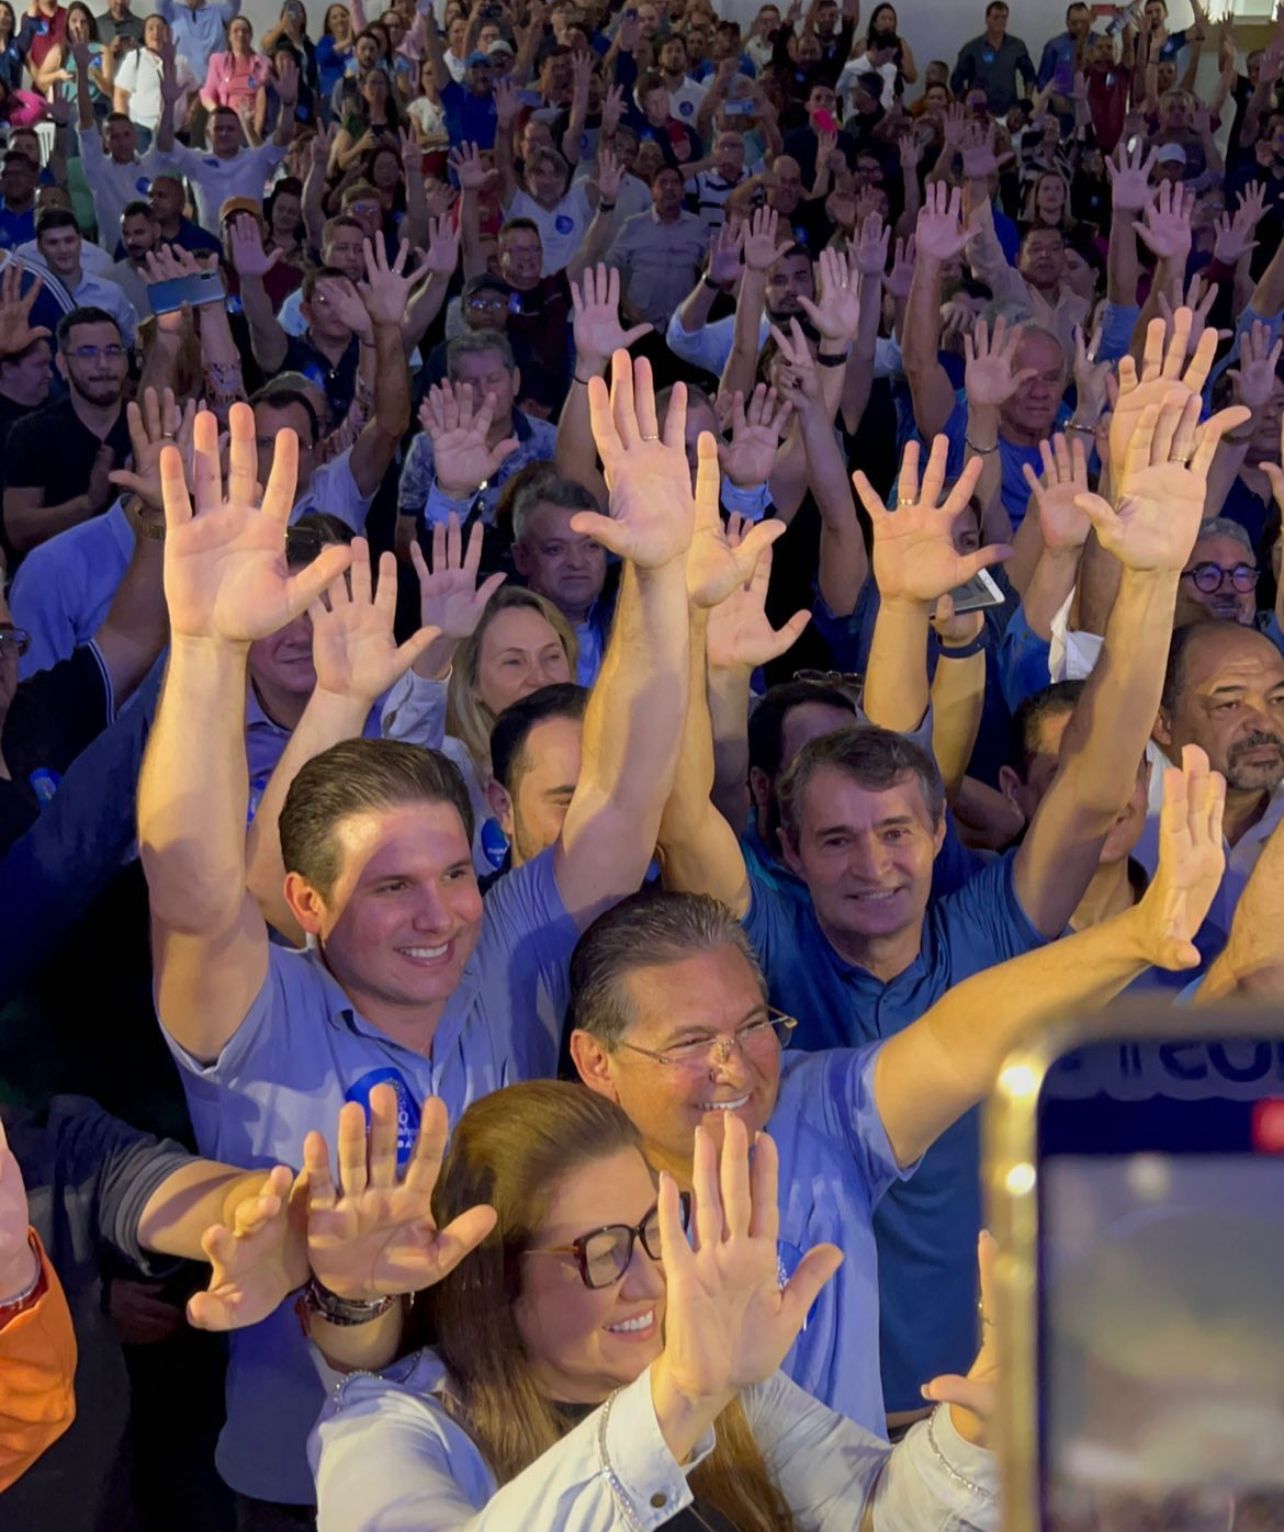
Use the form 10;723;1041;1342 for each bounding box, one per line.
63;342;127;361
792;667;863;705
0;625;31;658
1181;562;1260;594
525;1194;691;1290
618;1007;797;1071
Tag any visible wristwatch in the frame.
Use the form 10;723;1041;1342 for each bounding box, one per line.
127;496;167;541
303;1276;397;1327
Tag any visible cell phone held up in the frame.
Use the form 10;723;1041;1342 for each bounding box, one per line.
147;268;226;316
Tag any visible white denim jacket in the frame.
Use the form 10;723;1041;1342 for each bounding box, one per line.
310;1350;998;1532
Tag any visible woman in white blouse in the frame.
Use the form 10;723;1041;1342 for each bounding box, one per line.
310;1081;1000;1531
112;13;196;141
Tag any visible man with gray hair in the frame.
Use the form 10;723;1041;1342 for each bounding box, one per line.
396;331;557;551
511;467;612;684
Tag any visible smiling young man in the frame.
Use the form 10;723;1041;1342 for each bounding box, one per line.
137;356;694;1516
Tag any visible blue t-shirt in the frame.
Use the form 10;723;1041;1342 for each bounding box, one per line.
768;1045;911;1433
164;849;580;1503
742;850;1046;1410
0;203;36;252
441;80;498;151
938;390;1070;531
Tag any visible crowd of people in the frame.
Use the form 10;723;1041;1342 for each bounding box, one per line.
1;0;1284;1525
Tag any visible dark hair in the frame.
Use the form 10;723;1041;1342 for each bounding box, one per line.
489;682;587;792
746;680;858;780
265;176;304;236
499;215;541;242
301;261;349;301
447;329;516;374
279;739;475;898
1009;680;1085;780
569;890;766;1048
509;466;599;542
249;382;322;443
285;509;354;570
36;207;79;239
66;1;98;39
122;198;153;221
777;726;945;847
55;306;119;348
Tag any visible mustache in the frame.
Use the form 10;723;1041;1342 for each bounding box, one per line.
1228;731;1284;761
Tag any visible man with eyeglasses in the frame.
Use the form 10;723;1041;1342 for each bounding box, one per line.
1;307;131;564
1174;518;1271;634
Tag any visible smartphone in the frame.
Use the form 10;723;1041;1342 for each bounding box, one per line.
516;88;543;108
723;97;755;116
986;1005;1284;1532
812;107;839;135
948;566;1004;615
148;268;226;315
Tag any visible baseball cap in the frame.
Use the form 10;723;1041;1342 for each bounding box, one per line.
464;273;510;299
219;195;263;225
1155;143;1187;166
487;37;515;57
466;48;491;66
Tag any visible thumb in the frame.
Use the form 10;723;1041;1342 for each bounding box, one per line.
394;624;444;672
920;1373;995;1415
769;607;812;657
620;322;653;347
731;517;787;580
958;543;1013;578
780;1243;843;1331
568;509;629;556
487;437;519;472
1074;490;1119;537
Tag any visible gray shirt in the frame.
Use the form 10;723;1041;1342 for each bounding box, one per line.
607;207;710;330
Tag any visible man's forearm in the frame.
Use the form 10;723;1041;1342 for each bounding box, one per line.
722;267;767;398
371;319;410;439
676;275;720;336
241;275;288;370
864;596;932;735
93;515;168;704
707;662;752;831
138;636;253;929
1107;208;1140;308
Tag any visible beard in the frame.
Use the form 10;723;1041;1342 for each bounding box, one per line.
1224;730;1284;793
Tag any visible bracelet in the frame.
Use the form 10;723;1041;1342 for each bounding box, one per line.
1065;422;1096;436
598;200;617;212
0;1234;45;1319
936;632;988;659
925;1408;996;1502
702;274;724;291
573;371;598;386
816;351;846;368
304;1276;397;1327
965;438;998;455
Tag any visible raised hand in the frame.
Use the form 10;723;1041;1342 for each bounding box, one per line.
1108;309;1216;481
159;41;184;105
1156;273;1221;359
449;141;497;193
1021;433;1092;552
1132;745;1226;970
159;402;352;643
228;216;283;280
422;177;458;222
964;315;1037;410
795;244;861;345
1227;318;1284;415
358;236;431;326
493;76;520;126
1136;179;1194;264
0;1119;38;1303
186;1166;302;1332
313;273;372;340
408;512;506;662
311;540;440;703
108;386;199;511
275;53;299;106
685;432;785;609
593;145;624;204
741;205;780;272
305;1086;497;1300
960;120;1010;181
422;214;460;277
915;181;976;265
419;380;519;501
1106;138;1157;213
885;234;916;302
601;81;625;134
0;260;51;358
1071;321;1110;427
706;540;809;671
854;436;1012;606
850;209;890;280
718;384;791;488
574;351;696;569
651;1117;842;1431
1081;394;1250;574
706;221;744;287
570;262;652;372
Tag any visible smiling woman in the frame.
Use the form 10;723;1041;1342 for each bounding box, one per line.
309;1080;1001;1532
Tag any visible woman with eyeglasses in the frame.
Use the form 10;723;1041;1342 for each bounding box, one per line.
311;1081;1000;1531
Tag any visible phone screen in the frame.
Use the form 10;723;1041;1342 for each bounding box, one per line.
948;567;1004;614
1037;1042;1284;1532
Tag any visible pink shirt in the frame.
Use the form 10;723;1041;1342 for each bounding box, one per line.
4;89;51;129
201;49;271;112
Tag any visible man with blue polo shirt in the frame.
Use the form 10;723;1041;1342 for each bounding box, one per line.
136;354;695;1519
570;803;1222;1437
656;385;1230;1425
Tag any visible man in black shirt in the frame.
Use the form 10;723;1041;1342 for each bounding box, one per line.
1;307;131;565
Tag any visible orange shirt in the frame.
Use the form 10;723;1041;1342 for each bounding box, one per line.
0;1231;76;1494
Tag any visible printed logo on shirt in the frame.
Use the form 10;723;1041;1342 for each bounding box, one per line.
28;767;61;807
136;176;151;194
678;99;694;116
776;1241;819;1330
345;1067;422;1164
982;50;995;63
205;157;221;168
480;816;509;871
554;213;574;235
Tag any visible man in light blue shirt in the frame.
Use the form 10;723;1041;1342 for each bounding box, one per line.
155;0;239;82
137;361;696;1514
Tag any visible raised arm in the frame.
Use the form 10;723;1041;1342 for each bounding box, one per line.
1104;141;1152;308
961;315;1035;544
348;238;419;498
550;353;698;927
450;143;497;280
1012;317;1247;940
227;218;290;372
720;205;776;402
137;404;352;1065
904;184;972;442
875;744;1226;1167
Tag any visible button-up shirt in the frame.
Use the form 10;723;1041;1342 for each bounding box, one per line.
950;31;1035;112
397;409;556;529
607;207;710;330
155;0;239;80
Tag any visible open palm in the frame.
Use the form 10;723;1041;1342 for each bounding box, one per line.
687;437;784;608
856;438;1009;605
706;542;809;670
187;1165;301;1333
304;1088;496;1300
575;351;695;569
1135;745;1226;970
409;513;506;641
162;403;352;642
310;541;438;703
656;1118;841;1402
1021;434;1091;552
1108;308;1214;478
420;383;517;500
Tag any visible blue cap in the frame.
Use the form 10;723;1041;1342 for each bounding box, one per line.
466;48;491;66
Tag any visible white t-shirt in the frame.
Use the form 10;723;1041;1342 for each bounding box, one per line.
113;47;197;130
667;74;708;126
507;182;593;277
158;140;288;233
78;127;171;251
406;94;446;143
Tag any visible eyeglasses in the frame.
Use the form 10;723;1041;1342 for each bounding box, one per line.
63;343;126;361
792;667;863;704
525;1195;691;1290
0;625;31;657
619;1007;797;1070
1181;562;1260;594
